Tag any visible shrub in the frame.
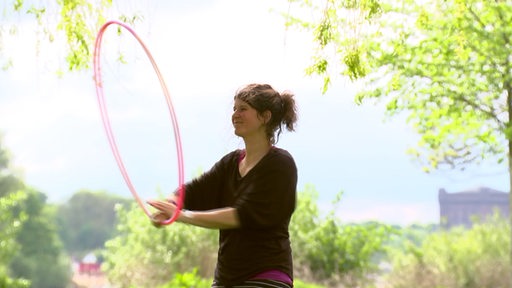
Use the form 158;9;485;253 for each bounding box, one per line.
291;186;397;287
102;203;217;288
384;214;511;288
158;269;211;288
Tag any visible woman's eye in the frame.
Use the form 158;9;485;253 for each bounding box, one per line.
233;106;248;112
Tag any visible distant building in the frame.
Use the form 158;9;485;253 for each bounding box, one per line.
438;187;509;228
75;252;102;275
71;252;108;288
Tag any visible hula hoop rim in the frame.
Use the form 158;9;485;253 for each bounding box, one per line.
93;20;185;225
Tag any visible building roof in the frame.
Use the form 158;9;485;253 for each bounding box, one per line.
439;187;509;204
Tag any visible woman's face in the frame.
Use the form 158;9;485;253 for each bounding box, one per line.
232;98;266;138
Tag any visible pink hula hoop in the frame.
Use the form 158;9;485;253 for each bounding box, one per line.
93;20;184;225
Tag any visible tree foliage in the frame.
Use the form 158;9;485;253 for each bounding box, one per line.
286;0;512;172
0;136;25;267
1;0;142;72
56;189;131;255
0;134;68;287
0;192;30;288
285;0;382;92
0;135;23;197
0;134;29;287
9;189;71;288
0;135;71;287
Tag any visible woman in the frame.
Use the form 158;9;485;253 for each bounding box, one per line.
148;83;298;287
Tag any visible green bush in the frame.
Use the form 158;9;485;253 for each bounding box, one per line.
0;274;30;288
102;203;217;288
294;279;327;288
291;186;397;287
385;214;511;288
103;186;397;287
158;269;210;288
155;270;326;288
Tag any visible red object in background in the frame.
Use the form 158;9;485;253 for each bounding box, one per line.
78;262;101;275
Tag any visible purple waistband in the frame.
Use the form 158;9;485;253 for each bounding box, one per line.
250;270;292;284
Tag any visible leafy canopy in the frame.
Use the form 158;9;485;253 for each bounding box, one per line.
286;0;512;172
2;0;142;72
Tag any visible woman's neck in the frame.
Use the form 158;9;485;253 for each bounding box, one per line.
238;138;271;177
244;140;272;158
242;137;272;164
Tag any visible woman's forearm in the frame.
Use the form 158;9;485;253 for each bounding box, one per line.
179;207;240;229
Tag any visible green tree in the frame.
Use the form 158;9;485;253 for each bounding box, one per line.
0;135;24;197
0;135;71;287
56;190;131;255
1;0;140;72
0;135;24;265
286;0;512;261
0;134;29;287
0;192;30;288
9;188;71;288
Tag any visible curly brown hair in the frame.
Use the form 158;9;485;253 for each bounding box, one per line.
234;83;298;144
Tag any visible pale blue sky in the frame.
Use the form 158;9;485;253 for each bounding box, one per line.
0;0;508;225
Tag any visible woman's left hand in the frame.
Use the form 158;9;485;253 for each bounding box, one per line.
149;210;170;228
147;199;178;216
147;199;180;227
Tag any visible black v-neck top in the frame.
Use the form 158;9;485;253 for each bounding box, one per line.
182;147;297;285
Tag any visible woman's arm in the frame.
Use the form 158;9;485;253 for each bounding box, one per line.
147;199;240;229
180;207;240;229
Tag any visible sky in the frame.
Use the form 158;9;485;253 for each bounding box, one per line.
0;0;509;226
